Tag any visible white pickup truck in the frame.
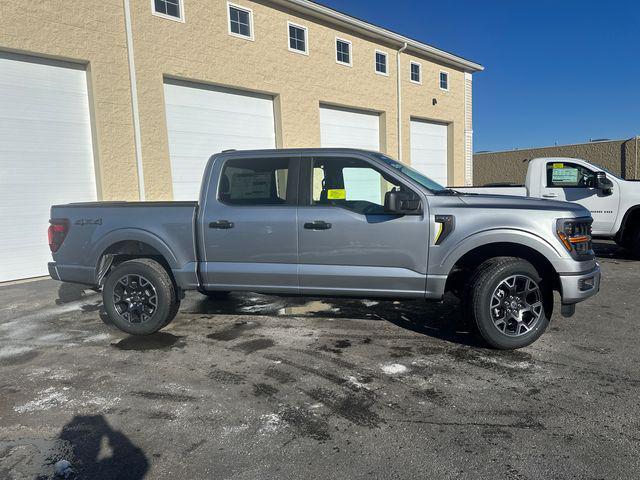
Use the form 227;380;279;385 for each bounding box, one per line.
457;157;640;256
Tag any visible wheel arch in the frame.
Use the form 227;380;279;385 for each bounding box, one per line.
442;231;561;294
92;230;179;286
616;204;640;241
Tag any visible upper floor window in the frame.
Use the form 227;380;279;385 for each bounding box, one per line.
228;3;253;40
336;38;352;66
410;62;421;84
440;71;449;90
288;22;308;54
375;50;388;75
153;0;183;21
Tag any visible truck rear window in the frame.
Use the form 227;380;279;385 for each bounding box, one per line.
219;157;291;206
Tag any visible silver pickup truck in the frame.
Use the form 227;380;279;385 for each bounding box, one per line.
48;148;600;349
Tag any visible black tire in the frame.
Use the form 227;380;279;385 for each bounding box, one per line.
103;258;179;335
465;257;552;350
626;225;640;258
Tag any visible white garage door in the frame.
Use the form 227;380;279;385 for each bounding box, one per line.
410;119;448;187
0;53;97;282
319;105;381;203
319;105;380;151
164;79;276;200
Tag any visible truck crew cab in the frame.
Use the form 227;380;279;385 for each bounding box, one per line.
48;149;600;349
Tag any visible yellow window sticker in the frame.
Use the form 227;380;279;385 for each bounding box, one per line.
327;189;346;200
552;163;564;169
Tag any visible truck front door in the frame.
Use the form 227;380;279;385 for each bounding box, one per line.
200;154;300;293
297;154;430;297
541;160;619;235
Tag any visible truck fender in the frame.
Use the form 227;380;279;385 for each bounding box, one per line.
434;228;563;276
91;228;180;269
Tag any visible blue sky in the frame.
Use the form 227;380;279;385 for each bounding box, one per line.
320;0;639;152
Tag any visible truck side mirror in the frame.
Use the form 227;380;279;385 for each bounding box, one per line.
595;172;613;194
384;190;422;215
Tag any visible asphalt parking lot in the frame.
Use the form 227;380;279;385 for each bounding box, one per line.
1;241;639;479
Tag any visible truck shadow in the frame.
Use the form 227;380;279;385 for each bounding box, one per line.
593;241;636;261
188;293;483;347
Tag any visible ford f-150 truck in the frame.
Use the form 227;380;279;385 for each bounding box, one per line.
457;157;640;256
48;148;601;349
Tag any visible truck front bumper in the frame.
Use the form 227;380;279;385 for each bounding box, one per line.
558;264;601;304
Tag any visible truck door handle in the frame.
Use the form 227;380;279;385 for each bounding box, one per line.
542;193;558;198
209;220;234;229
304;220;332;230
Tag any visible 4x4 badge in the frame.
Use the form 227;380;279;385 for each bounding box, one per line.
74;218;102;226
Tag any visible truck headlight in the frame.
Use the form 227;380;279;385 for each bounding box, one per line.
556;218;594;259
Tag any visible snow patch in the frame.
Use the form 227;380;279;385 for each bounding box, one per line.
14;387;69;413
0;346;34;359
361;300;379;307
381;363;408;375
83;333;112;343
259;413;283;434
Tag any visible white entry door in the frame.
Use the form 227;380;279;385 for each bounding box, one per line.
319;105;381;202
0;53;97;282
410;119;448;186
164;79;276;200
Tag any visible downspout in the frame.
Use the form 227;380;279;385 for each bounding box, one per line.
123;0;145;200
396;42;408;162
635;135;638;180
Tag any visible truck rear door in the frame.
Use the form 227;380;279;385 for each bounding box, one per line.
199;154;300;294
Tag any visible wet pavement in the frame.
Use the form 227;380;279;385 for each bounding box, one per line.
1;241;639;479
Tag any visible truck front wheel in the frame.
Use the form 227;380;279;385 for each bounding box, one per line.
465;257;552;349
103;258;179;335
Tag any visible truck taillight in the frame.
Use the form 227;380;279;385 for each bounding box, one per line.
48;219;69;253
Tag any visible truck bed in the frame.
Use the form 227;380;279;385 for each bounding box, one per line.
49;201;199;287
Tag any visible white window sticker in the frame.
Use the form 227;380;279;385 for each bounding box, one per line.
230;172;272;199
552;167;579;185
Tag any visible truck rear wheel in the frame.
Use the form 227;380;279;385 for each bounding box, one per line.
103;258;179;335
465;257;551;349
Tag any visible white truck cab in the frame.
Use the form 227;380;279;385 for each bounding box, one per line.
458;157;640;254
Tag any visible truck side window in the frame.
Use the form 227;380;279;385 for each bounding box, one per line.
546;162;596;188
219;157;291;205
311;157;405;215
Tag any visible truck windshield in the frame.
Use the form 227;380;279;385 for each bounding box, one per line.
371;152;447;193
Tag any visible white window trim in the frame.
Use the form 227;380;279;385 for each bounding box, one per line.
227;2;254;41
151;0;185;22
410;61;422;84
335;37;352;67
287;21;309;55
374;49;388;76
439;70;450;91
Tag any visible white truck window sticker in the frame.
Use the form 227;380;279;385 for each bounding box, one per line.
552;167;579;185
230;172;272;199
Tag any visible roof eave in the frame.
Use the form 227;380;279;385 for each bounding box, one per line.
273;0;484;72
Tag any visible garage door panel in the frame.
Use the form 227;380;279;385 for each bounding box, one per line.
0;54;97;282
319;105;380;152
410;119;448;187
164;80;276;200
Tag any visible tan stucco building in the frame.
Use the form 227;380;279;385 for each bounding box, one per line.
0;0;482;281
1;0;482;200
